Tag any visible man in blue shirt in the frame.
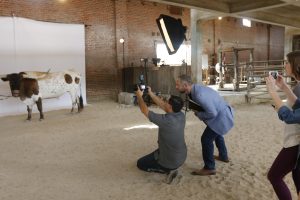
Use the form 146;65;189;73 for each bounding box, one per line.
176;75;234;176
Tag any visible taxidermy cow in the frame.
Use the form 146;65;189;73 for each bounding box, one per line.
0;70;83;120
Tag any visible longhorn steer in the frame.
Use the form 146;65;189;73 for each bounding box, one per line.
1;70;83;120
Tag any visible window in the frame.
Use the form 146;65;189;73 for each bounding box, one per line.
293;35;300;51
242;18;251;27
156;42;191;65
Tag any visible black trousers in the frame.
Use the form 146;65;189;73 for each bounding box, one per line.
137;150;173;174
295;144;300;169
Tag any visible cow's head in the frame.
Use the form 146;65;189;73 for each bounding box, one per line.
1;72;26;97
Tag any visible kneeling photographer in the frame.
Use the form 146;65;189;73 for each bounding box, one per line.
135;85;187;182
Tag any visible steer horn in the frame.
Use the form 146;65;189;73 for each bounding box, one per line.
22;74;30;78
0;74;7;80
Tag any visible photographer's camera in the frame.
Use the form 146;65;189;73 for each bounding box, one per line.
133;75;148;93
133;74;150;106
133;84;148;93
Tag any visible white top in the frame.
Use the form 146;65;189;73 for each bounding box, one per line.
283;123;300;148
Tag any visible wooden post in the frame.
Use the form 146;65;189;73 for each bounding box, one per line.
250;49;254;81
218;50;224;89
240;65;243;82
246;62;250;103
233;49;239;91
206;69;208;85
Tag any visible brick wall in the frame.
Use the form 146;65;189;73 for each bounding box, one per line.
201;17;285;65
126;3;190;67
0;1;284;101
0;0;190;101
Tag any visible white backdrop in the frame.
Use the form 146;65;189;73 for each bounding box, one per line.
0;17;86;117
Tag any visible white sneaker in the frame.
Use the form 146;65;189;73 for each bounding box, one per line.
165;169;178;184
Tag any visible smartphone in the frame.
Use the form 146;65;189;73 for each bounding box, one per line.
269;71;278;79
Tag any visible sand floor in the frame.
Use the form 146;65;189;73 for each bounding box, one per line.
0;101;297;200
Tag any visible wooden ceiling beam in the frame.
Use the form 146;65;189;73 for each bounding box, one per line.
147;0;300;29
236;11;300;28
230;0;289;13
146;0;230;13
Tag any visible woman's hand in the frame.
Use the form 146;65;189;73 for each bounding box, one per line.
266;75;277;94
266;75;285;110
274;75;287;90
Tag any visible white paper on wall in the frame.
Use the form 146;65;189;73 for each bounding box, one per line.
202;54;209;69
0;17;86;117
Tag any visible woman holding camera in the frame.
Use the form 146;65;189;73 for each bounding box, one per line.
266;50;300;200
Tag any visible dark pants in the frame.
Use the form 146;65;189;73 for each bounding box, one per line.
268;145;300;200
137;150;173;174
201;126;228;170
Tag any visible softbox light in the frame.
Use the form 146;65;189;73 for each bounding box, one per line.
156;14;187;55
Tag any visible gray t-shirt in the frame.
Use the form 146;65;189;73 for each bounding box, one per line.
148;111;187;169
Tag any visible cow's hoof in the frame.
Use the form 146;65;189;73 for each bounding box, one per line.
39;118;44;121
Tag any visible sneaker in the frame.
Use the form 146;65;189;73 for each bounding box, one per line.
165;169;178;184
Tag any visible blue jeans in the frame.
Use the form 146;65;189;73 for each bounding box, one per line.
201;126;228;170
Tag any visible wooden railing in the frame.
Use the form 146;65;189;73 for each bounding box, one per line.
244;60;292;103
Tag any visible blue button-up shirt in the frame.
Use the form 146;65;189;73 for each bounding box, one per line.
278;98;300;124
191;84;234;135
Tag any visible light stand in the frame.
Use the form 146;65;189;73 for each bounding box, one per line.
139;58;151;106
140;58;148;85
120;38;125;91
120;38;125;67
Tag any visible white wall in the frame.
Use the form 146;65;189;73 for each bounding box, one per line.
0;17;86;117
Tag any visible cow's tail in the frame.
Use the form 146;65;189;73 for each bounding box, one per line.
79;82;84;109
